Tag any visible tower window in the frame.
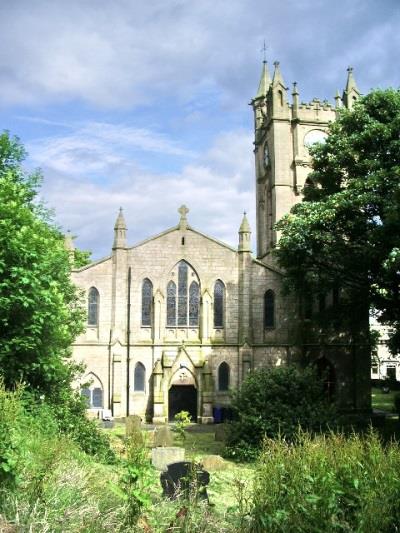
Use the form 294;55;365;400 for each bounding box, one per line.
214;280;225;328
218;362;230;391
134;362;146;392
88;287;99;326
181;237;185;245
264;290;275;328
167;261;200;327
141;278;153;326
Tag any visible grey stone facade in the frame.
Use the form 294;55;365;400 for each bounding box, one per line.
71;62;370;422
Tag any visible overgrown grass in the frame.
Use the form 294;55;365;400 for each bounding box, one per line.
249;430;400;533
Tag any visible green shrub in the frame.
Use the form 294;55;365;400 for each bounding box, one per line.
172;410;192;442
225;365;336;460
248;430;400;533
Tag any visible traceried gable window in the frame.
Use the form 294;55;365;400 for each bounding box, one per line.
80;373;103;408
166;261;199;327
141;278;153;326
214;280;225;328
264;289;275;328
88;287;99;326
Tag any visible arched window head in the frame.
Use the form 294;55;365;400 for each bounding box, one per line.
134;362;146;392
218;362;230;391
80;373;103;408
214;280;225;328
167;261;200;327
264;290;275;328
141;279;153;326
167;280;177;326
88;287;99;326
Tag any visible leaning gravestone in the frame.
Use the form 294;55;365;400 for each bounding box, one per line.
154;425;174;447
160;461;210;501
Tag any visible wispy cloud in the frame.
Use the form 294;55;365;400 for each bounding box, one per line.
35;127;254;258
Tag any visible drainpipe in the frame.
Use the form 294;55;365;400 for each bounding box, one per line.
126;267;132;417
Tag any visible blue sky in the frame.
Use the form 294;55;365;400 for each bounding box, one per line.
0;0;399;259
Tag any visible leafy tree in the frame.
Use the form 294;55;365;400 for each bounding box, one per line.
0;131;84;397
225;366;336;460
276;89;400;352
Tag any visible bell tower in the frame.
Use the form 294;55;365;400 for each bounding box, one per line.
251;60;348;260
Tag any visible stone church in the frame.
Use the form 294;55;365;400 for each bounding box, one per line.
69;61;371;422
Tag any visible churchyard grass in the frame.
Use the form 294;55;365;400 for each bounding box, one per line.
371;386;397;413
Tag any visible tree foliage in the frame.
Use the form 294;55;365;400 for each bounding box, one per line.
0;131;84;396
276;89;400;351
225;365;336;460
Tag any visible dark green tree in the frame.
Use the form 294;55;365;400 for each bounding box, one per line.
0;131;84;396
276;89;400;352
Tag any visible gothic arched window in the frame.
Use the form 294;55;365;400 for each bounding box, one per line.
167;281;177;326
88;287;99;326
218;362;230;391
189;281;199;326
167;261;200;327
214;280;225;328
141;278;153;326
264;290;275;328
134;362;146;392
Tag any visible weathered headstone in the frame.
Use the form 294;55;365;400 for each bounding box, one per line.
160;461;210;501
201;454;226;471
154;425;173;447
125;415;142;436
152;447;185;471
126;415;144;447
214;423;228;442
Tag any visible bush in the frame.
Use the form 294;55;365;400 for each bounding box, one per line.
248;430;400;532
225;365;336;460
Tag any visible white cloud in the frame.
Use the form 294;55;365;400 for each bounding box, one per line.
34;125;254;259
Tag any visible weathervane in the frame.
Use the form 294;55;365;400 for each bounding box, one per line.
261;40;268;63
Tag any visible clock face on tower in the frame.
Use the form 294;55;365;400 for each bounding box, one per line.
263;144;269;167
304;129;328;148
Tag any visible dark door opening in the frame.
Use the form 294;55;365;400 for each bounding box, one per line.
168;385;197;421
315;357;336;401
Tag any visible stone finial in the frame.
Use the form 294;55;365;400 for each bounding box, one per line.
113;207;127;249
272;61;286;87
334;89;342;108
178;204;189;230
239;212;251;252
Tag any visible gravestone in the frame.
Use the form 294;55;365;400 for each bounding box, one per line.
126;415;144;447
125;415;142;436
160;461;210;501
201;454;226;471
214;423;228;442
154;425;173;447
152;446;185;471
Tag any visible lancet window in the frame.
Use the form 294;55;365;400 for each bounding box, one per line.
213;280;225;328
141;278;153;326
88;287;99;326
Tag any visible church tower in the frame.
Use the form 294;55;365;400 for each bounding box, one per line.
251;60;349;260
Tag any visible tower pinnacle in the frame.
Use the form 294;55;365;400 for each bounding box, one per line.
255;61;271;100
113;207;127;249
238;212;251;252
342;66;361;109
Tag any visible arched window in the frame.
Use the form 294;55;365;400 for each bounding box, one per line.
141;278;153;326
218;362;230;391
88;287;99;326
264;290;275;328
189;281;199;326
278;90;283;106
80;373;103;408
167;261;200;327
214;280;225;328
167;281;177;326
134;362;146;392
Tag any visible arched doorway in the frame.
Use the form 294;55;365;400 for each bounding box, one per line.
168;385;197;421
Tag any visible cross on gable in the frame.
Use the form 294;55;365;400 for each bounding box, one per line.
178;205;189;219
